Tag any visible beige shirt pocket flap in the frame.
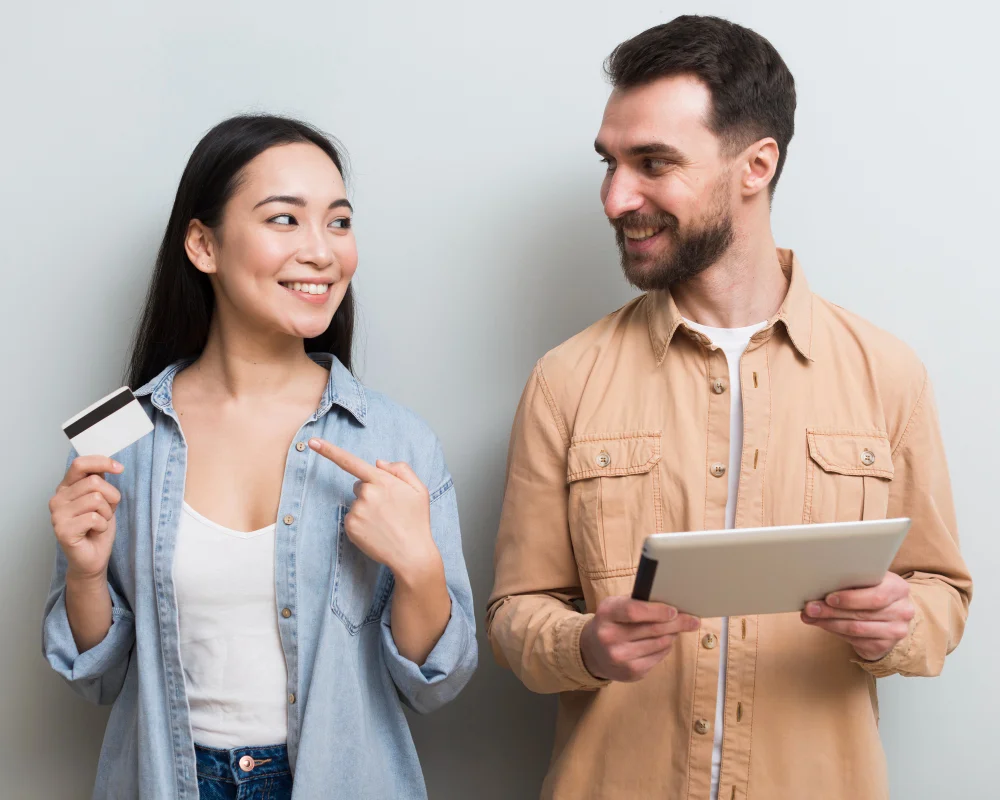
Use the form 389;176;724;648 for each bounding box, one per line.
806;430;894;480
566;433;661;483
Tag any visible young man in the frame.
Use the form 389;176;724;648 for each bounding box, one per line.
488;15;971;800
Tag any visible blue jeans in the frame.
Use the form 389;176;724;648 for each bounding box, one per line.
195;743;292;800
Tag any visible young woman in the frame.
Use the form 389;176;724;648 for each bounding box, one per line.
43;115;477;800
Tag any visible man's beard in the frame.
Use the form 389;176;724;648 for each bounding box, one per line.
612;190;734;292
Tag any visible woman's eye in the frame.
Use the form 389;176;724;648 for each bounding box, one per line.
268;214;296;226
330;217;352;230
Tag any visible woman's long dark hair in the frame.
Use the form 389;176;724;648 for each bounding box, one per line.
125;114;355;389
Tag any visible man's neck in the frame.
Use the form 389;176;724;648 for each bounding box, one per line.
671;231;788;329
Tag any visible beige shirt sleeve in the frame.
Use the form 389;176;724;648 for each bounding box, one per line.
858;372;973;678
486;362;609;693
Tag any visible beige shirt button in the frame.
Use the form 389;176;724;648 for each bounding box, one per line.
295;441;306;452
712;379;726;394
861;449;876;466
283;514;294;526
596;451;611;468
710;463;727;478
281;608;292;619
695;719;710;735
288;693;296;704
238;755;255;772
702;633;718;650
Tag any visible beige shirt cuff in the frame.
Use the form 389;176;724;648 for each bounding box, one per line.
555;613;612;691
852;603;922;678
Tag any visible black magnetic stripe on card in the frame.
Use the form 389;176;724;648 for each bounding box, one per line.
63;388;135;440
631;554;658;601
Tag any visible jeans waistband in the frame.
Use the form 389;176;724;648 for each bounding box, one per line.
195;742;290;784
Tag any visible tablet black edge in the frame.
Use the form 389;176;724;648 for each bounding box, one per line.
631;554;658;601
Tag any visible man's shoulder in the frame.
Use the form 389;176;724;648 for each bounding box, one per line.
811;294;929;413
535;295;648;386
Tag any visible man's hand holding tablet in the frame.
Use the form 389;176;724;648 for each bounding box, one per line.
580;596;700;682
802;572;915;661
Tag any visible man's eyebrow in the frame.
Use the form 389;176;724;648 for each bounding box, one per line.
253;195;354;212
593;140;687;162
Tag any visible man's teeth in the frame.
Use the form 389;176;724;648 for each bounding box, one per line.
282;282;330;295
624;227;661;241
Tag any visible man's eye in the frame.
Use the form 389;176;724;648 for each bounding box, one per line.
330;217;352;230
644;158;668;171
269;214;296;226
600;157;616;172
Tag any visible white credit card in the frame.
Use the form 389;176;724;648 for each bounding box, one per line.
62;387;154;458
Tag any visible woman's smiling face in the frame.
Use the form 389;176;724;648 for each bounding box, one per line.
187;141;358;341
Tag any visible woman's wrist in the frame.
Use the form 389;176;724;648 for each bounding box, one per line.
65;567;109;592
391;539;446;593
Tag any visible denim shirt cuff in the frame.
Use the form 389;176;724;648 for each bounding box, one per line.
43;582;135;681
380;588;477;713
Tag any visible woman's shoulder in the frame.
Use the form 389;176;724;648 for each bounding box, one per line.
322;371;450;492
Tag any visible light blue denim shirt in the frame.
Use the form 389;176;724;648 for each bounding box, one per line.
42;355;478;799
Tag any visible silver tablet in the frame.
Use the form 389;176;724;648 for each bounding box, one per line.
631;518;911;618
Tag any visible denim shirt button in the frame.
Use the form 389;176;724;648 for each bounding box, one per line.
283;514;294;525
295;441;306;452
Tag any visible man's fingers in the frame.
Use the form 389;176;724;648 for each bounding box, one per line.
618;619;698;641
614;632;678;662
604;597;682;624
61;456;122;487
825;573;907;611
807;617;910;641
375;460;426;493
308;439;380;483
804;598;913;623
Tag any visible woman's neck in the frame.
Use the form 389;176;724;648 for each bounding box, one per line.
185;317;325;403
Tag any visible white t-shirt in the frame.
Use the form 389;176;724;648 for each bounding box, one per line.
683;318;767;800
173;502;288;749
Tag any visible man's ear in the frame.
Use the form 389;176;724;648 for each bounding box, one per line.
740;137;779;199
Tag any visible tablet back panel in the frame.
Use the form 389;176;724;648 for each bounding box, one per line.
633;518;911;618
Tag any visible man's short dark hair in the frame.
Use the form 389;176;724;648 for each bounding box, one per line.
605;15;796;198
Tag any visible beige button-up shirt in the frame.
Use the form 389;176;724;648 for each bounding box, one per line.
487;250;971;799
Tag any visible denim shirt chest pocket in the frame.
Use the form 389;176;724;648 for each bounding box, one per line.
330;503;395;633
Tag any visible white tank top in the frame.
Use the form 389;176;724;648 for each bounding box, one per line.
173;502;288;748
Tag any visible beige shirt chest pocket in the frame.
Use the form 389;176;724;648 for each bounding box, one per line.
566;433;661;579
803;430;894;523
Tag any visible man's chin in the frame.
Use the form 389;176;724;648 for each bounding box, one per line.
621;255;669;292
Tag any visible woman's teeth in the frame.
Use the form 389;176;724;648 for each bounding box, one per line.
281;282;330;295
624;227;662;241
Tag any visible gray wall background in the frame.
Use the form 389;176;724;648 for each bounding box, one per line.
2;1;996;797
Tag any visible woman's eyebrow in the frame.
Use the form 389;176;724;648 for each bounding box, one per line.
254;194;306;209
253;195;353;212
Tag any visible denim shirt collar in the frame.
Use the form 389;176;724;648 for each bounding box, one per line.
133;353;368;426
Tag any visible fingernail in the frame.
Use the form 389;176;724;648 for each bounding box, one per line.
111;461;123;472
807;603;823;617
688;618;700;631
828;594;840;607
308;438;320;449
666;607;677;620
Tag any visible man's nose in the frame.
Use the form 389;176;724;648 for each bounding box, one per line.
602;169;645;220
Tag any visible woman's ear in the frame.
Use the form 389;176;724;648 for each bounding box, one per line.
184;220;218;275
